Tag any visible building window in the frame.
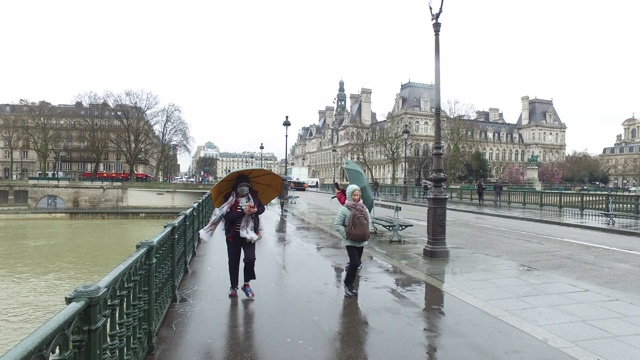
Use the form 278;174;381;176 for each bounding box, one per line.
103;152;109;160
77;163;84;171
22;151;28;159
64;163;71;171
3;150;9;158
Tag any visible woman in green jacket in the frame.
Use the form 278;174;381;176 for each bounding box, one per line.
334;184;372;297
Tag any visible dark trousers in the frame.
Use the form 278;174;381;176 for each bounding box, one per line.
226;232;256;289
344;245;364;286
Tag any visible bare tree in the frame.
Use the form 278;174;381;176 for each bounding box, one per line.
443;116;479;181
22;100;62;177
0;109;26;179
341;124;376;181
408;142;432;184
444;99;476;119
154;103;193;181
376;120;404;185
106;90;160;181
73;92;112;178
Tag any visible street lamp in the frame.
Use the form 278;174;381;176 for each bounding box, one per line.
424;0;450;258
332;146;337;182
401;124;410;201
259;143;264;167
283;116;291;176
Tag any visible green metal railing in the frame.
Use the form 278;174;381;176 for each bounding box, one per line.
322;183;640;216
1;193;213;360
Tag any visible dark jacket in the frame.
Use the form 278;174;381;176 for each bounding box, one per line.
223;189;265;240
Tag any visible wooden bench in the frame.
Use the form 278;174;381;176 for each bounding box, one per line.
601;198;640;225
371;202;413;242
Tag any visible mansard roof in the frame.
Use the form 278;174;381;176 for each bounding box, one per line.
515;98;564;126
395;81;435;112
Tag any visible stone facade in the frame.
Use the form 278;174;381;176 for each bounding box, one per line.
600;115;640;188
0;101;158;181
289;80;567;185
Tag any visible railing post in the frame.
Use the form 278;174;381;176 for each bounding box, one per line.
66;283;106;360
539;191;544;208
137;240;157;351
558;192;563;209
580;193;585;211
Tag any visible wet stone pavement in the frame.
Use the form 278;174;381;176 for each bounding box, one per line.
148;191;640;360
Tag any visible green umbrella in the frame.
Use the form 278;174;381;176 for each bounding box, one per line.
344;159;374;212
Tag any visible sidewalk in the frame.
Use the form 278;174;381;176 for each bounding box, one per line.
150;193;640;360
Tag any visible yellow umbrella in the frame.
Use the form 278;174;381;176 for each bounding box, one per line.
211;167;283;208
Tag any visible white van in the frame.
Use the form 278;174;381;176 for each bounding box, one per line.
307;178;320;188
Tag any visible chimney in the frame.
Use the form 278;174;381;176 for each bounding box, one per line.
521;96;530;125
318;109;326;123
360;88;372;125
489;108;500;122
325;106;335;127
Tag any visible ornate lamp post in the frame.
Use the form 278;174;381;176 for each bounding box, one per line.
401;124;410;201
425;0;449;258
332;146;337;182
283;116;291;176
259;143;264;167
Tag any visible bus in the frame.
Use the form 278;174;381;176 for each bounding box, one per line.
81;171;154;182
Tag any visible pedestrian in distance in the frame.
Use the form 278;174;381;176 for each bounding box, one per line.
422;179;430;199
278;178;289;212
476;179;485;205
334;184;372;298
222;174;265;298
373;178;380;197
493;181;504;205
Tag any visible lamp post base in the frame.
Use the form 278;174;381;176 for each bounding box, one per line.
424;192;449;258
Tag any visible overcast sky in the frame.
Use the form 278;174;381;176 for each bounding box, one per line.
2;1;638;171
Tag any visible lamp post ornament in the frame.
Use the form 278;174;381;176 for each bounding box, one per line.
259;143;264;167
425;0;450;258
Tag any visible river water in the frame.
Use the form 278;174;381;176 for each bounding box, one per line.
0;218;169;356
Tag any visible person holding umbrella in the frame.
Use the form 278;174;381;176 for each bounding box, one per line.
222;174;265;298
334;184;371;298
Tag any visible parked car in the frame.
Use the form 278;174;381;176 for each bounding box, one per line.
290;179;307;191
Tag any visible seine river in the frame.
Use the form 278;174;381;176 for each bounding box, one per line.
0;218;170;356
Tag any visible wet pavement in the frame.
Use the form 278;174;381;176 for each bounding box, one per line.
148;191;640;360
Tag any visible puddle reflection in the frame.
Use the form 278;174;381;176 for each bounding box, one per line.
223;300;259;359
334;298;369;360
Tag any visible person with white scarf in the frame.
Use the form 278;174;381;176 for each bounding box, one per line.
200;174;265;298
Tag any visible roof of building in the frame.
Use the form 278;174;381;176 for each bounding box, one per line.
516;98;564;126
